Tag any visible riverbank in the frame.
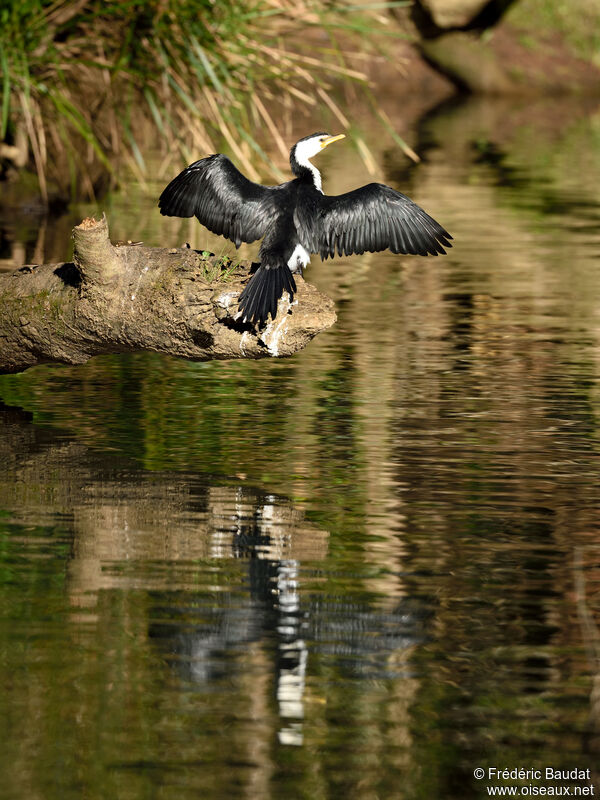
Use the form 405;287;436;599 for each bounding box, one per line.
1;0;599;212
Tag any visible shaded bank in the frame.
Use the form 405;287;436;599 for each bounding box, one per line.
2;0;600;212
406;0;600;94
0;0;420;203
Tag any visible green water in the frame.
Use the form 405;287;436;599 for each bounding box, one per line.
1;96;600;799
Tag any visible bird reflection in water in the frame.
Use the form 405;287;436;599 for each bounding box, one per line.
146;491;430;747
1;404;430;748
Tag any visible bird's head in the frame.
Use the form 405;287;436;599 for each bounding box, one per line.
292;132;345;163
290;132;345;186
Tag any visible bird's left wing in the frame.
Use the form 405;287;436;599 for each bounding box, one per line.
311;183;452;259
158;154;284;247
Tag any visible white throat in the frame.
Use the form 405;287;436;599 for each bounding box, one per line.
294;140;323;193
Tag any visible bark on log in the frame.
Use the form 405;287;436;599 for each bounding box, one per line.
0;215;337;374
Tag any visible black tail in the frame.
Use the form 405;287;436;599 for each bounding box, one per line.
238;264;297;326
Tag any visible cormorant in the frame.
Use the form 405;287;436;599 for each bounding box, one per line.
158;132;452;326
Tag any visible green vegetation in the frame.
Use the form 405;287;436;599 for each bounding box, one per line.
0;0;409;202
506;0;600;64
198;253;240;282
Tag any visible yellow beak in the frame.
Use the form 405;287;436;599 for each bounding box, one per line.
320;133;345;150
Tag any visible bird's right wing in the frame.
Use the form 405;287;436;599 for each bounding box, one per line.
158;154;284;247
312;183;452;259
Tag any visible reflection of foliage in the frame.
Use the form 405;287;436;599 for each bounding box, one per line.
0;352;328;484
422;98;600;283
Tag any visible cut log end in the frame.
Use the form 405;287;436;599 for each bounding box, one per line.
75;216;104;231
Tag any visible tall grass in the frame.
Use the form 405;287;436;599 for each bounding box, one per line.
0;0;412;203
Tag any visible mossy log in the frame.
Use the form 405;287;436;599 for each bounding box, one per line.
0;215;336;375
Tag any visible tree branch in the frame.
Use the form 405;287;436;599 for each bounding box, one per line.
0;215;336;374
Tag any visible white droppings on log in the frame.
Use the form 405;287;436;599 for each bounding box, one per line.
216;291;238;309
260;291;294;357
240;331;251;356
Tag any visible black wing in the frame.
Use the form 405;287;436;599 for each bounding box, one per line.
314;183;452;259
158;154;284;247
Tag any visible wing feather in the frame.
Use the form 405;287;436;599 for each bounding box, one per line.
159;154;284;247
314;183;452;259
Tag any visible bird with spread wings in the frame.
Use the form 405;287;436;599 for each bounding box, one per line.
159;132;452;327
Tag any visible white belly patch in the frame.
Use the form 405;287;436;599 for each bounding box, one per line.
287;244;311;273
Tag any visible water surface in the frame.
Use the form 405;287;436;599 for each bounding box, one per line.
1;96;600;799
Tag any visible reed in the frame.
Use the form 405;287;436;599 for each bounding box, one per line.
0;0;411;202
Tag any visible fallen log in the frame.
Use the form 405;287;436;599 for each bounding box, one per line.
0;215;336;375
